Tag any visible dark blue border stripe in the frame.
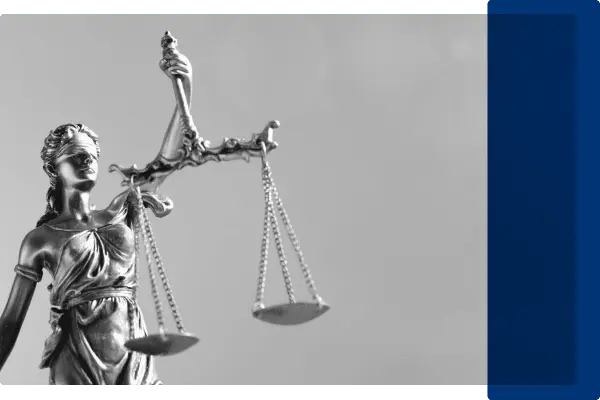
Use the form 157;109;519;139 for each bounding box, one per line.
488;11;576;387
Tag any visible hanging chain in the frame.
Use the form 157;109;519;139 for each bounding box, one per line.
258;142;325;306
134;187;187;334
142;207;186;333
254;169;272;310
128;222;142;341
134;187;166;333
261;153;296;304
133;223;141;302
270;184;323;304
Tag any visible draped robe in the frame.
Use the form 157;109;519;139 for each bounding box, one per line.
17;198;162;385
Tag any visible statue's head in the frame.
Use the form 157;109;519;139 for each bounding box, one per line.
36;123;100;227
41;123;100;191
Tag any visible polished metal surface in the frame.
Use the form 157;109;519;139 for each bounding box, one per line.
252;302;331;326
125;332;200;357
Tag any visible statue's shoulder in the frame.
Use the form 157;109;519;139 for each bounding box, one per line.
105;189;132;215
17;225;53;270
21;225;47;248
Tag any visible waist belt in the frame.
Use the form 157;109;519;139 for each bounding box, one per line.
53;287;135;312
41;287;136;370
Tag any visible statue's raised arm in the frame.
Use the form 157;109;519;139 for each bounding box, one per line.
108;31;279;193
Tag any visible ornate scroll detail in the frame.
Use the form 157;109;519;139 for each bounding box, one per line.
108;31;280;193
109;120;279;192
139;191;173;218
182;125;279;167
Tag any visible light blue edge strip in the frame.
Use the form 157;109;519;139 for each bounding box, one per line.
0;386;486;393
0;8;487;14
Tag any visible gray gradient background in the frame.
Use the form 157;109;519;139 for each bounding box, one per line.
0;15;486;384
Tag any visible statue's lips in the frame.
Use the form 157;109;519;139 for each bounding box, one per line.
80;167;96;174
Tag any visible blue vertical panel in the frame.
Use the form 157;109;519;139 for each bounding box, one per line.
488;0;600;399
489;10;576;386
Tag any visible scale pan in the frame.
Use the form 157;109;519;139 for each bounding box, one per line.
125;332;199;356
253;302;330;326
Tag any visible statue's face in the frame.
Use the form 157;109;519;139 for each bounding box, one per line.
55;132;99;190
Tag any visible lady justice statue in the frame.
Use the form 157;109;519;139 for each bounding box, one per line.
0;32;328;385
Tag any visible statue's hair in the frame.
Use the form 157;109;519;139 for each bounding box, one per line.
36;123;100;228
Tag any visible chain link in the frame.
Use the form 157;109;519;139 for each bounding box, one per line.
134;188;166;332
140;204;186;333
257;149;325;306
132;185;187;335
262;160;296;304
254;170;272;310
271;184;323;304
128;221;142;341
133;222;140;302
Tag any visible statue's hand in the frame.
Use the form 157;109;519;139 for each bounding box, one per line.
159;51;193;96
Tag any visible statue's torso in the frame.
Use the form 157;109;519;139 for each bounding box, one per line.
35;198;143;376
42;214;136;300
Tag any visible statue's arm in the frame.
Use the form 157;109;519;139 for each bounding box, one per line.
106;189;174;232
108;32;195;194
155;61;192;167
0;231;44;372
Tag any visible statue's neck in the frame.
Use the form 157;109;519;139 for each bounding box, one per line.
60;188;93;223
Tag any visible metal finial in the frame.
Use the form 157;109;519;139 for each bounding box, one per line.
161;31;178;51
